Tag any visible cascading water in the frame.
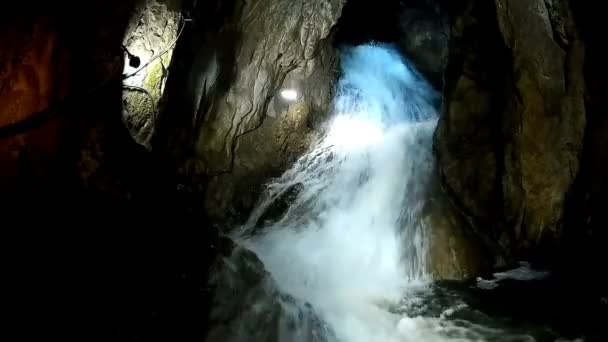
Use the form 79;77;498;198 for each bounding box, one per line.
233;44;438;341
206;44;574;342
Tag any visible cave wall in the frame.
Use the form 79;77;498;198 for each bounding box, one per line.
0;16;71;196
0;0;183;200
1;4;224;342
161;0;347;224
562;2;608;294
0;3;144;207
496;0;585;254
396;0;450;87
2;4;605;338
436;0;587;260
2;0;605;297
435;0;508;257
121;0;182;148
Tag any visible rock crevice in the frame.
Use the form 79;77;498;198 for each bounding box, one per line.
436;0;586;257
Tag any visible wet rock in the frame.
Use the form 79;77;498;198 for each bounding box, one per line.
0;17;70;192
253;183;304;229
434;0;508;255
396;2;449;86
435;0;586;256
160;0;346;224
121;0;183;148
425;196;491;280
205;237;333;342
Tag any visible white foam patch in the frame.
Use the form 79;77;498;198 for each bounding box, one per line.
477;262;551;290
493;262;550;281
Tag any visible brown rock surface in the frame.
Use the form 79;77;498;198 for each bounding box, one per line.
0;17;70;192
161;0;346;223
436;0;586;256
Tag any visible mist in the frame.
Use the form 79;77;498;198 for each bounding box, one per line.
235;43;439;341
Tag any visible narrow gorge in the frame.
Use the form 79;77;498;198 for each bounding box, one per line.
2;0;607;341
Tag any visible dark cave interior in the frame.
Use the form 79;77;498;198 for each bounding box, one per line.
333;0;404;45
3;1;608;341
333;0;450;87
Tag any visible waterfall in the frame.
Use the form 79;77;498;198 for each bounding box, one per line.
205;43;578;342
228;44;439;342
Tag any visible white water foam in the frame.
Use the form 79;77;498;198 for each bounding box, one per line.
233;44;442;341
231;44;536;342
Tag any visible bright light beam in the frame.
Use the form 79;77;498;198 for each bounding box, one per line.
280;89;298;101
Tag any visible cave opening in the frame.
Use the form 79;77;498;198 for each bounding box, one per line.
333;0;449;87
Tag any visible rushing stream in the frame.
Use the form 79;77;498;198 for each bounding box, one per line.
204;45;591;342
239;44;436;342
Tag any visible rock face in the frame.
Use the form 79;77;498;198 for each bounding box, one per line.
435;0;586;256
121;0;182;148
435;0;514;256
425;196;491;279
496;0;585;249
162;0;346;223
396;1;449;86
0;3;144;199
0;22;57;197
561;2;608;296
205;237;332;342
0;17;74;196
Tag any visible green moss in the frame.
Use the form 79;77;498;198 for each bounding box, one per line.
122;51;173;136
143;59;164;101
